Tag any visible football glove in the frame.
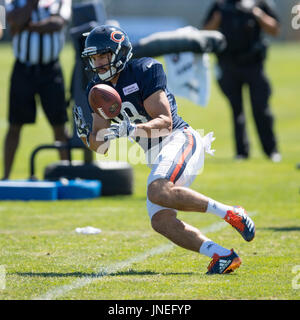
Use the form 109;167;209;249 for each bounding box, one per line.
73;105;90;147
104;110;136;142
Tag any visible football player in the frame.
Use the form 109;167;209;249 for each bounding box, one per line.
73;25;255;274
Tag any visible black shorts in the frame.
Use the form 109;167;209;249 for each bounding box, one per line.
9;60;68;125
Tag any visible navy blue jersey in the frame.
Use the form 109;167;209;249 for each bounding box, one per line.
86;57;188;151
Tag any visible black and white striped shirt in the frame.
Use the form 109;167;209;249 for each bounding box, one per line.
5;0;71;65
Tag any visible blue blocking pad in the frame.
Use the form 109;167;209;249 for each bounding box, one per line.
0;180;101;201
56;180;102;200
0;180;57;201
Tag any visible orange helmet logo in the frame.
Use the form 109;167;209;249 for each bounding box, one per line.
110;31;125;43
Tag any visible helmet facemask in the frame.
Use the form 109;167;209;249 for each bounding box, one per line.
82;25;133;82
88;51;118;82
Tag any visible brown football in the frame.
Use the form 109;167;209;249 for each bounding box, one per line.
88;84;122;119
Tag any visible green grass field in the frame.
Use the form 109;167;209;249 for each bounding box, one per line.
0;41;299;300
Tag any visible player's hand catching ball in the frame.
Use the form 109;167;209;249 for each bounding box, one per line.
104;110;136;141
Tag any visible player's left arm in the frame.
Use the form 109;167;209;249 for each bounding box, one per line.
134;89;173;138
252;2;280;36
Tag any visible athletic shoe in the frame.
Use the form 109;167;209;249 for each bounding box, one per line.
206;249;242;274
234;154;248;161
269;152;282;163
224;206;255;242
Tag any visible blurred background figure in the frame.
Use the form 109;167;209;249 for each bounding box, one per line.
2;0;71;180
203;0;281;162
0;0;3;39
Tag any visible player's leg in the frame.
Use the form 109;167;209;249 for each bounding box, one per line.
150;208;209;252
148;199;241;274
2;124;22;180
2;61;37;179
217;63;249;158
147;127;255;242
38;60;69;160
52;124;70;160
148;179;255;242
247;64;280;160
148;178;223;215
146;129;245;273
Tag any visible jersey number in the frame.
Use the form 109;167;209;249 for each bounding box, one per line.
114;101;148;124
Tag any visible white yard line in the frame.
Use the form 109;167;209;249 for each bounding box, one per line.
34;212;257;300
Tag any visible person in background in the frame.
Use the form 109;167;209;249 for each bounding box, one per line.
0;2;3;39
203;0;281;162
2;0;71;180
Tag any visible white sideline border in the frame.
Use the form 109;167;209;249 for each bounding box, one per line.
34;212;257;300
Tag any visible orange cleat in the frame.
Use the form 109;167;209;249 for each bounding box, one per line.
206;249;242;274
225;206;255;242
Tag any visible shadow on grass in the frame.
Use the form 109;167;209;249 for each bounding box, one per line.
13;269;194;278
259;226;300;232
